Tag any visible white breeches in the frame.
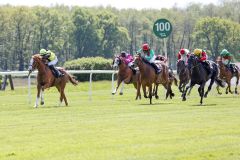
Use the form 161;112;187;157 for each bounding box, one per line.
48;57;58;66
149;55;156;63
128;62;133;67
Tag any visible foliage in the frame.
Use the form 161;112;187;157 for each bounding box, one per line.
64;57;113;81
193;17;240;60
1;1;240;71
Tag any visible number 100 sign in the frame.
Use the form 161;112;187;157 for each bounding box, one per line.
153;19;172;38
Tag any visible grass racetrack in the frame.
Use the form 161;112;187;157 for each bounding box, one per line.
0;81;240;160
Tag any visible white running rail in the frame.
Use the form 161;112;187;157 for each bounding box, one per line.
0;70;118;104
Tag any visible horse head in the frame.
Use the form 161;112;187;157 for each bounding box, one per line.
28;54;44;77
133;54;142;68
177;60;185;74
187;54;199;71
112;56;122;69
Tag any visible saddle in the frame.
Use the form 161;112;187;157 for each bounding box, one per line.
227;65;238;74
49;66;64;78
155;63;162;72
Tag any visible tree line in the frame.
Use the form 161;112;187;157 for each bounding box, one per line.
0;0;239;71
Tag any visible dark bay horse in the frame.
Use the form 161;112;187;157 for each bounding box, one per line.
216;57;239;94
28;54;78;107
182;54;224;104
177;60;190;93
133;55;172;104
112;56;141;100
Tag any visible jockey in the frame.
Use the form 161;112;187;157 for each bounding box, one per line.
220;49;235;73
120;51;136;74
137;43;160;74
193;48;211;75
39;49;64;78
177;48;190;64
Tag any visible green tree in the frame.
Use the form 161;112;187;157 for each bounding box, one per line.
193;17;240;59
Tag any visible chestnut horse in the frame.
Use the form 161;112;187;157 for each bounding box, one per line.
28;54;78;107
112;56;141;100
133;55;172;104
216;57;239;94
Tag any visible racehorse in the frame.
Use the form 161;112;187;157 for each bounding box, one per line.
133;55;172;104
28;54;78;107
216;56;239;94
182;54;224;104
112;56;141;100
177;60;190;93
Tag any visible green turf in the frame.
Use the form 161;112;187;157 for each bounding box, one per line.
0;81;240;160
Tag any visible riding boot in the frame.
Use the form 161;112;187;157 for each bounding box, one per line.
129;65;136;75
230;64;235;74
151;63;161;74
49;65;64;78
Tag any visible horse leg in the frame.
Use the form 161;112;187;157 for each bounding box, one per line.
225;81;230;94
169;84;175;98
149;85;153;104
204;78;214;98
200;85;205;105
186;81;193;96
182;83;194;101
135;81;141;100
62;89;68;106
142;84;148;98
226;78;233;94
163;83;170;99
154;84;159;99
40;88;44;105
34;85;41;108
56;86;63;106
178;81;183;92
198;86;202;97
119;82;124;95
112;78;122;95
235;76;239;94
216;85;222;95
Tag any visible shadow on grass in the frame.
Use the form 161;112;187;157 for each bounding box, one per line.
139;102;174;106
215;96;238;99
32;105;68;109
190;103;217;107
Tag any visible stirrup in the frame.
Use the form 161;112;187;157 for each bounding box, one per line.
59;73;64;77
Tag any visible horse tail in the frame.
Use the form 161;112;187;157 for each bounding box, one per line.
215;77;225;88
67;74;78;86
212;62;225;87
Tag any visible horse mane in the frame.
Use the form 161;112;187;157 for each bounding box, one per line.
32;54;42;60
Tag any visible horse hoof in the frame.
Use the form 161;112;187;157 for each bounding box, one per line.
155;96;159;99
40;102;44;105
119;92;123;95
182;97;186;101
